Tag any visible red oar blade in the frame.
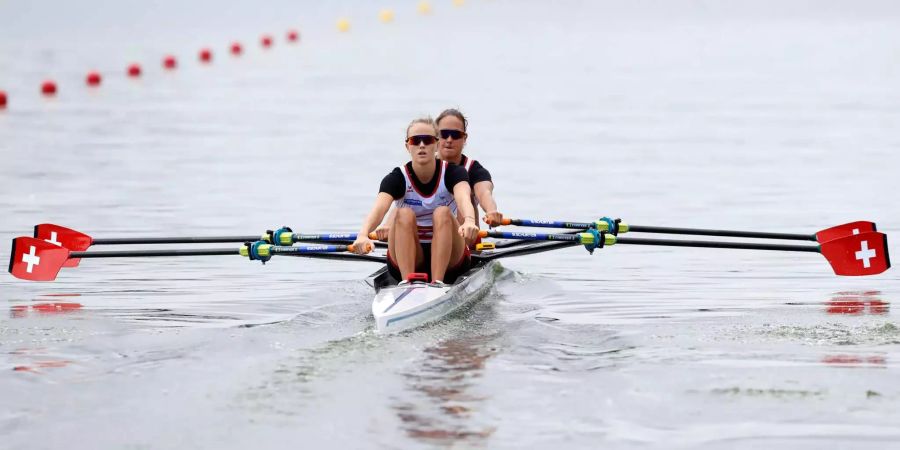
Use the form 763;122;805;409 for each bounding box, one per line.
820;231;890;276
816;221;876;243
9;237;71;281
34;223;93;267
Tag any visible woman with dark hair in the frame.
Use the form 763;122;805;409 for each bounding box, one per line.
435;109;503;233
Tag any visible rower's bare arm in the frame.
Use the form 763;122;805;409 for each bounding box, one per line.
375;207;395;240
474;181;502;226
453;183;479;241
353;193;393;253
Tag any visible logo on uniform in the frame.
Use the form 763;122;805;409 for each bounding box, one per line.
404;199;423;206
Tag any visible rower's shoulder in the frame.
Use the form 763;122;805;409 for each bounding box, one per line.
444;162;469;178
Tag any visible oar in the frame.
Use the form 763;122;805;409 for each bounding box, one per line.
495;218;876;243
476;230;890;276
8;237;380;282
32;224;384;267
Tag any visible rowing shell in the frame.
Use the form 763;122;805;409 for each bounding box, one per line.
368;260;501;333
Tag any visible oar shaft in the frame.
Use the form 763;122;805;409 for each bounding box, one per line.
626;225;815;241
271;244;355;254
503;218;594;229
291;233;357;242
480;230;821;253
92;236;262;245
94;233;385;247
71;248;240;258
615;237;820;253
71;244;373;258
480;230;583;242
503;217;816;241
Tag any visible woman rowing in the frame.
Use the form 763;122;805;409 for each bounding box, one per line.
435;109;503;230
373;109;503;245
352;117;480;286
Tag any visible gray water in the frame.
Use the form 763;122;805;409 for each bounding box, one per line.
2;1;900;448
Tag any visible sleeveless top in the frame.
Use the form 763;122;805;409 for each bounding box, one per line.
394;160;458;243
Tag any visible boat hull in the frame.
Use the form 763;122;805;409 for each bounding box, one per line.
370;260;498;333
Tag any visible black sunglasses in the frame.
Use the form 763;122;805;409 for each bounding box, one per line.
439;129;467;140
406;135;437;146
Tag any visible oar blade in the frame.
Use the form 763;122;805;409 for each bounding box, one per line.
9;237;71;281
34;224;93;267
815;221;876;243
820;231;890;276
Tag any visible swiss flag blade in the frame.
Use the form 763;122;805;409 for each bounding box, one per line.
815;221;876;243
9;237;71;281
820;231;890;276
34;224;93;267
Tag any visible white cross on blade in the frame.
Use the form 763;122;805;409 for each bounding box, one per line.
855;241;877;269
45;231;62;246
22;245;41;273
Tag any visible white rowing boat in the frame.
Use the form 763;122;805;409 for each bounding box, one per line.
368;260;500;333
365;238;582;333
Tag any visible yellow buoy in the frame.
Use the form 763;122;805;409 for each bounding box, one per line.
417;1;432;14
378;9;395;23
452;0;465;6
336;17;351;32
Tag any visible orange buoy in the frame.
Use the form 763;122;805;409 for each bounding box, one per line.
261;35;273;48
41;80;57;96
127;63;142;77
286;30;299;42
199;48;212;63
0;90;7;108
86;71;102;86
230;42;243;56
163;55;177;70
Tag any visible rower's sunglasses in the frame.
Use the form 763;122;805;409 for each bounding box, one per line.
439;129;467;140
406;135;437;146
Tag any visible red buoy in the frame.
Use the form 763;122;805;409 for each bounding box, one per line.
127;63;142;77
230;42;243;56
86;71;102;86
286;30;299;42
41;80;57;96
261;35;273;48
199;48;213;63
0;90;7;109
163;55;177;70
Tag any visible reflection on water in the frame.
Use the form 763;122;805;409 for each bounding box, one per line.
826;291;889;316
8;348;74;374
10;302;83;318
822;354;886;367
394;332;500;445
